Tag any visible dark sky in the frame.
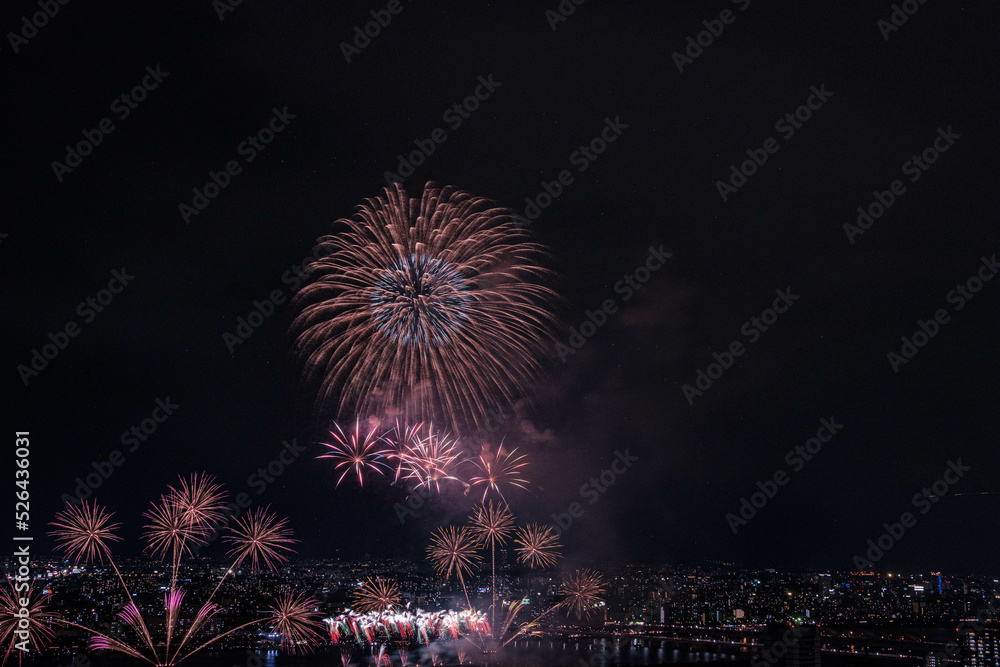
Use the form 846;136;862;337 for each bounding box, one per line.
5;2;998;576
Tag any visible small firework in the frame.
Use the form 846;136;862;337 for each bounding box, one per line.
225;507;297;570
0;579;57;663
467;444;530;503
560;569;606;619
353;577;401;614
142;493;207;560
427;526;481;581
319;420;392;487
468;501;514;550
513;523;561;569
269;591;324;653
171;473;228;533
49;500;121;564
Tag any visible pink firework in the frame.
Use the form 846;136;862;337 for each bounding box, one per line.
390;423;467;493
319;420;392;487
225;507;297;570
467;443;530;503
49;500;121;564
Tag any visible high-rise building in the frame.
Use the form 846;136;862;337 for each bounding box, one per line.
962;627;1000;667
787;626;821;667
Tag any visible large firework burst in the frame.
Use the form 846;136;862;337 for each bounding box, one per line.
290;182;559;433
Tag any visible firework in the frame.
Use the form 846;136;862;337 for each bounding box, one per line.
469;501;514;549
388;422;467;493
319;420;392;487
47;474;318;666
560;569;606;619
224;506;297;571
353;577;401;614
0;580;57;664
467;444;530;503
49;500;121;564
269;591;324;653
289;182;559;433
427;526;481;581
513;523;561;569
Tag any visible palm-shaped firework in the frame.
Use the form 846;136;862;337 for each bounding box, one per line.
47;474;324;665
427;526;481;609
289;182;559;434
467;443;530;504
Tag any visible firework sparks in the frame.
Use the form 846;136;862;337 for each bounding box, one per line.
269;591;324;654
319;420;392;487
427;526;481;581
142;493;207;560
224;507;297;571
467;444;530;503
0;580;57;663
468;501;514;549
513;523;561;569
289;182;559;433
560;569;606;619
49;500;121;564
388;423;467;493
353;577;402;614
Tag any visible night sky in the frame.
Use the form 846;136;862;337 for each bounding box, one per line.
5;2;998;576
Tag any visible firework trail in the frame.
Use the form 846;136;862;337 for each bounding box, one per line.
467;442;530;504
353;577;402;614
319;420;393;487
469;501;514;642
48;474;319;665
289;182;559;434
0;579;57;665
